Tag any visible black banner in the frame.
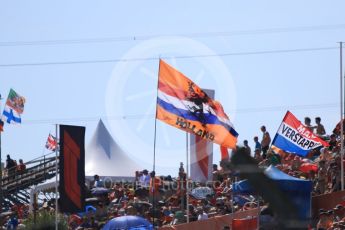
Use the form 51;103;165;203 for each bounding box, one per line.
59;125;85;213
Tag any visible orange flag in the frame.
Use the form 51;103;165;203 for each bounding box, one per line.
156;59;238;148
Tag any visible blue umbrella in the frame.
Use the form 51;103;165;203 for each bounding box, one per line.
102;216;153;230
190;187;214;200
91;187;109;196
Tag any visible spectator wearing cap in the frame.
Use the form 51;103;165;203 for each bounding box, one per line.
315;117;326;136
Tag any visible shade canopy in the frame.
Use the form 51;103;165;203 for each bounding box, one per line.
86;119;140;177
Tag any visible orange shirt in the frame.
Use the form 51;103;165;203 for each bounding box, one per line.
149;177;161;194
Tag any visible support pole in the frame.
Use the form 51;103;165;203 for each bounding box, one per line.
55;124;58;230
152;59;161;229
340;42;344;190
186;132;190;223
0;94;2;210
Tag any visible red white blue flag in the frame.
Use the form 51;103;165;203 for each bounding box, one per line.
45;133;58;151
272;111;329;157
156;60;238;149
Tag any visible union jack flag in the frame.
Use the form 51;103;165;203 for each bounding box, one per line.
45;133;58;151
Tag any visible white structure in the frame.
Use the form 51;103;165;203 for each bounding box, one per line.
85;119;140;178
29;181;57;213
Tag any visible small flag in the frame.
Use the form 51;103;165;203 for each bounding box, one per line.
2;89;25;124
272;111;329;157
156;59;238;149
46;134;58;151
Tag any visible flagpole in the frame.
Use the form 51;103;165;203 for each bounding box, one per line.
0;94;3;210
340;41;344;191
55;124;58;230
186;132;190;223
152;58;161;228
153;59;161;173
269;111;290;155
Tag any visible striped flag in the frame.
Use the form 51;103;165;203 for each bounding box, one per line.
156;59;238;149
2;89;25;124
272;111;329;157
46;133;58;151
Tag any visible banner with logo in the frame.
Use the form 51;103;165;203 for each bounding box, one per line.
59;125;85;213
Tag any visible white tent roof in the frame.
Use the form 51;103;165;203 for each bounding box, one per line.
85;119;140;177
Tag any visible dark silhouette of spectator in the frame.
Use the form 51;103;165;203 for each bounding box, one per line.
253;136;261;151
17;159;26;174
243;140;251;156
315;117;326;136
260;126;271;159
6;154;16;180
304;117;315;132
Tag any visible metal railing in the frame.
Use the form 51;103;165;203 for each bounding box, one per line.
1;153;59;206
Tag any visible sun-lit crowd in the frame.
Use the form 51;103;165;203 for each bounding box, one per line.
1;116;345;229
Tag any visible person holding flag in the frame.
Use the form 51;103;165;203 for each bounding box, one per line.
271;111;329;158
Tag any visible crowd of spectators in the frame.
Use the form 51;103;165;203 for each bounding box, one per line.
1;116;345;229
316;204;345;229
